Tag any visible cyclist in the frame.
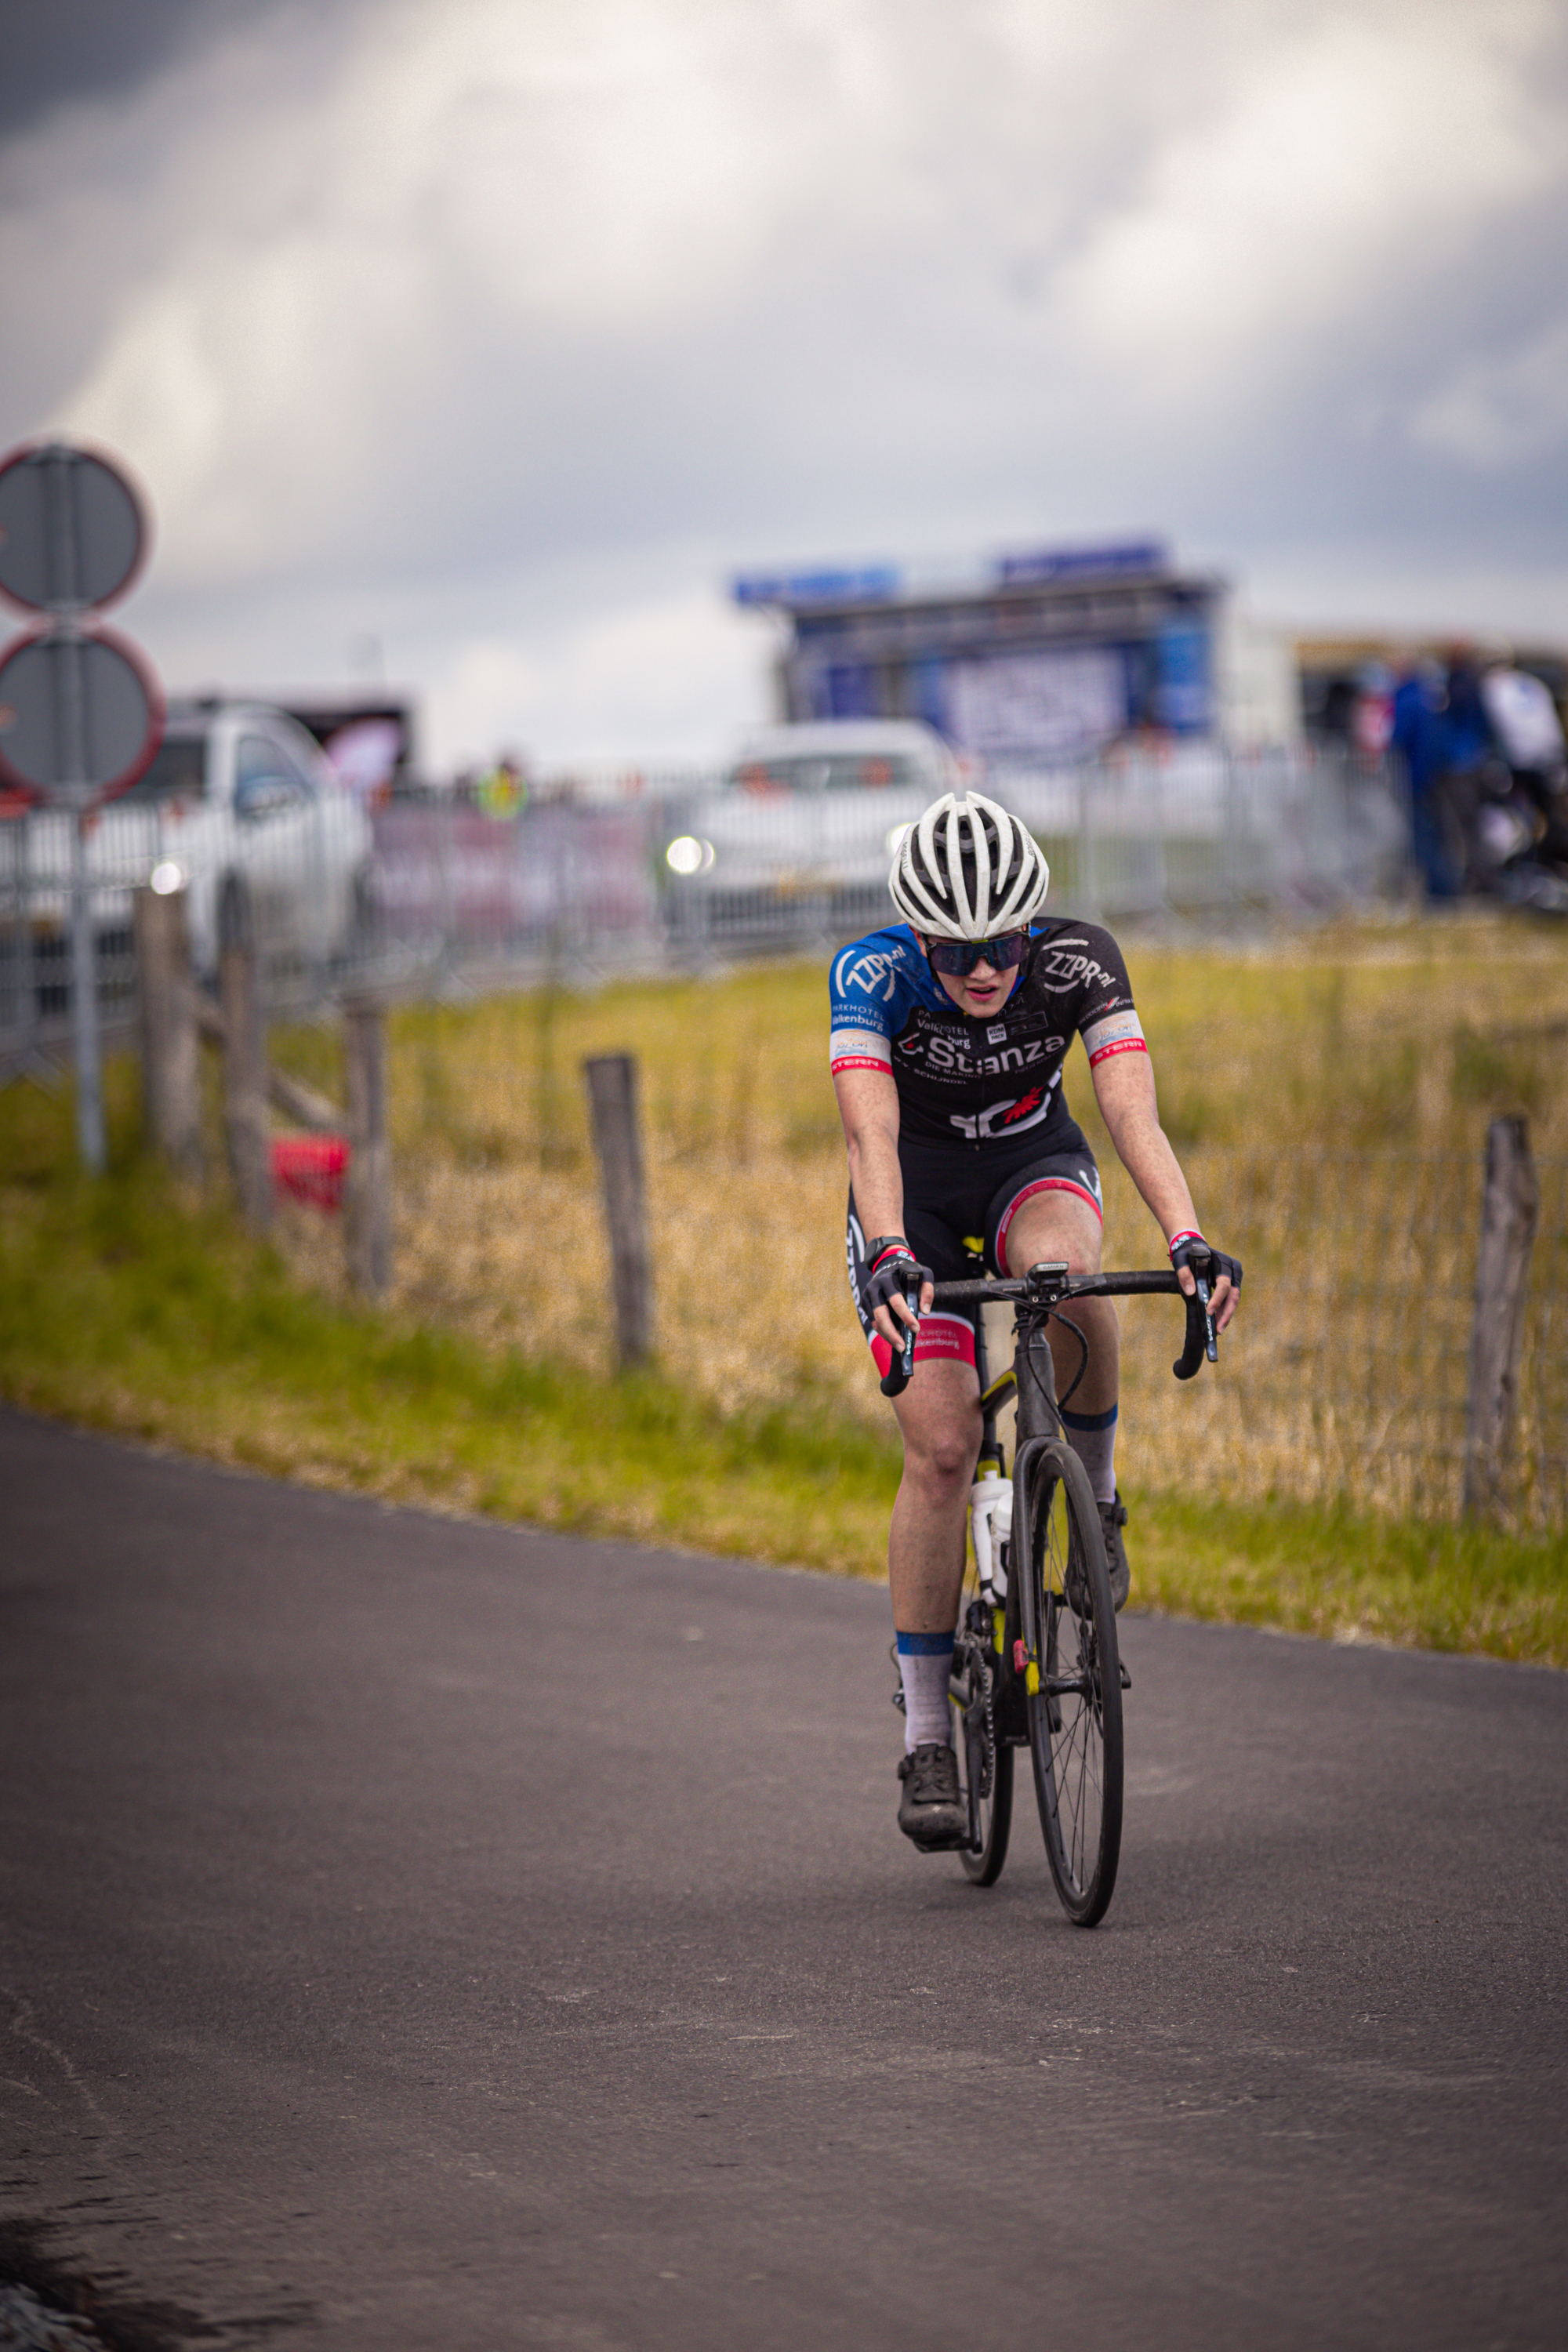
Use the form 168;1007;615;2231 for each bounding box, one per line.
830;791;1240;1853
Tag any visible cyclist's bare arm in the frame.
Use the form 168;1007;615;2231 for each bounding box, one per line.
832;1065;935;1340
1089;1047;1239;1331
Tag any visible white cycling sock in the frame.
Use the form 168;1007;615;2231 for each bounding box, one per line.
1061;1403;1118;1505
895;1632;956;1752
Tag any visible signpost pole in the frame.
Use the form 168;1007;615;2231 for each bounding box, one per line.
54;616;106;1175
70;811;106;1174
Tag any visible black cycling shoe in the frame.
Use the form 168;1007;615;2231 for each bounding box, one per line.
1098;1492;1131;1612
897;1743;967;1851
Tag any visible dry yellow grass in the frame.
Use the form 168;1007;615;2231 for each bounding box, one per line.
272;910;1568;1526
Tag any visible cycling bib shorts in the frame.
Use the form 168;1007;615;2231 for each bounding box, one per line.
846;1127;1103;1380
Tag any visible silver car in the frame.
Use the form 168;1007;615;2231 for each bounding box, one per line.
660;720;958;946
21;699;372;981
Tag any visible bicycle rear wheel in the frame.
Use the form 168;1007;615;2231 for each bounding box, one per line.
1022;1441;1123;1926
950;1634;1013;1886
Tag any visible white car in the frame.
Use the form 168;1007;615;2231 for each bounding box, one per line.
26;700;373;979
660;720;960;942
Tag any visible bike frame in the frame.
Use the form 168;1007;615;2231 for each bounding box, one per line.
932;1261;1211;1671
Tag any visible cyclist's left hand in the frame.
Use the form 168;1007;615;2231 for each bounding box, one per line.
865;1245;935;1348
1170;1236;1242;1334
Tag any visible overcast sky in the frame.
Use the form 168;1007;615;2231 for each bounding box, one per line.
3;0;1566;768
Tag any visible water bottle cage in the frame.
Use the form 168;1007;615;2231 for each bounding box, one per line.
970;1474;1014;1604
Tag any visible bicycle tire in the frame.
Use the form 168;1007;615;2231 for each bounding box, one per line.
1022;1440;1123;1926
950;1637;1014;1886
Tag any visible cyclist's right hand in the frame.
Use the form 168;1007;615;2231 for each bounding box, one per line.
864;1240;935;1345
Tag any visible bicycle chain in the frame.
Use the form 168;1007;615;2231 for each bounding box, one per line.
975;1646;996;1803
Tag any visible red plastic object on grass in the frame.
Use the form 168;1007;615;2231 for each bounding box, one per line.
271;1134;349;1212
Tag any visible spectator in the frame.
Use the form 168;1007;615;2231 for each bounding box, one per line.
1392;655;1459;897
476;755;528;819
1481;660;1568;863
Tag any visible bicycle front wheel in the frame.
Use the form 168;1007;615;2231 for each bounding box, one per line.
1022;1442;1123;1926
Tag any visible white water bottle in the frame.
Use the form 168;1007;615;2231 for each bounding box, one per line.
970;1471;1013;1602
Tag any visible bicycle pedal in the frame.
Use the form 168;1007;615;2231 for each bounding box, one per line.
892;1690;906;1713
1119;1661;1132;1690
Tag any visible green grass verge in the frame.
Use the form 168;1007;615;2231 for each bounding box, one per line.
0;1107;901;1574
1132;1489;1567;1665
1;1062;1563;1662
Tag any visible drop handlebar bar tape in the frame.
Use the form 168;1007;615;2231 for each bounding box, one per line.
878;1271;924;1398
1173;1285;1211;1381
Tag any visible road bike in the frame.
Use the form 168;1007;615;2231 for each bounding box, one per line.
884;1255;1229;1928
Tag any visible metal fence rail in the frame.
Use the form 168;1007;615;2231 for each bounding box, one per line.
0;743;1407;1077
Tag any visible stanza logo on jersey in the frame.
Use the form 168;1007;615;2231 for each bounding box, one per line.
895;1014;1066;1084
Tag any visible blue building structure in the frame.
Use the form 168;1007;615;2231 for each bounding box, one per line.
733;541;1224;764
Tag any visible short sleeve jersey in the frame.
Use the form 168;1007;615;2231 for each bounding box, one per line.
828;919;1144;1148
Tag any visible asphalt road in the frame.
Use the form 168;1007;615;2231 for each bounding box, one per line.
2;1406;1566;2352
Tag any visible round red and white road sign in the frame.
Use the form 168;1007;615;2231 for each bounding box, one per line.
0;623;164;805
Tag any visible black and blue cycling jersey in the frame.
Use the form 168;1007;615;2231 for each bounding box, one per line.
831;916;1149;1377
828;918;1144;1151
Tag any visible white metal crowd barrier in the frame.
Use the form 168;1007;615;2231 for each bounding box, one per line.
0;746;1410;1076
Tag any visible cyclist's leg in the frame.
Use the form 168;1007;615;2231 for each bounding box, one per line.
887;1357;982;1639
887;1358;980;1845
848;1195;982;1845
1000;1185;1119;1415
847;1194;982;1648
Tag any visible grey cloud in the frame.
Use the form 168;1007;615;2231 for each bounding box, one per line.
4;0;1567;764
0;0;307;143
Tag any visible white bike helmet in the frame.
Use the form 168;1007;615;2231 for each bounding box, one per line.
888;789;1050;938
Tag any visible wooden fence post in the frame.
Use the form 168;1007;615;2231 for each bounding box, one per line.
345;997;391;1297
584;1052;654;1369
219;913;271;1235
132;884;201;1180
1464;1115;1538;1516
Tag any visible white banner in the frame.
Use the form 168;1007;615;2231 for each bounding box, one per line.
944;648;1125;760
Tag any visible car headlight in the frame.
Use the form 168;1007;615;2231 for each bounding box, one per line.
150;859;187;895
884;822;912;858
666;835;715;876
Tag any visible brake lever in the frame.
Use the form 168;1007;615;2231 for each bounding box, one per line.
1196;1272;1218;1363
879;1274;920;1398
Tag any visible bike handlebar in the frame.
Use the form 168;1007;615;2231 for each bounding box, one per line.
879;1264;1228;1399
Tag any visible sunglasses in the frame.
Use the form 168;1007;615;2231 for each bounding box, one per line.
923;930;1031;978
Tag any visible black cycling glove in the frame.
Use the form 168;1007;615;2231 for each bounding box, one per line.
1168;1232;1243;1294
862;1239;934;1323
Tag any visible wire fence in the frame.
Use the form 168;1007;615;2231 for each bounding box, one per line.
270;987;1566;1534
1104;1148;1568;1531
